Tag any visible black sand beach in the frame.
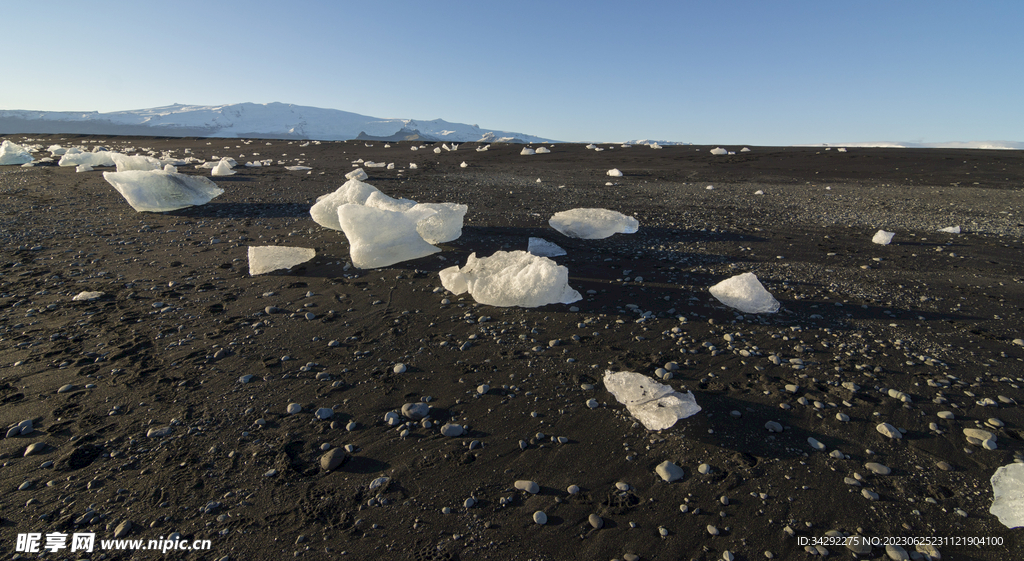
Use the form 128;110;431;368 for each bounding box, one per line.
1;135;1022;560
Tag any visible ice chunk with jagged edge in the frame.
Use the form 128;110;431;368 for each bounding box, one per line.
937;226;961;234
59;151;115;168
365;190;417;213
528;237;566;257
310;179;381;230
338;204;440;268
111;153;161;172
991;462;1024;528
606;168;623;177
409;202;467;244
103;169;223;212
549;208;639;239
47;144;68;156
75;164;93;173
248;246;315;275
0;140;34;165
709;147;728;155
709;272;780;314
439;250;581;308
520;147;536;155
603;370;702;431
212;159;236;176
872;230;895;245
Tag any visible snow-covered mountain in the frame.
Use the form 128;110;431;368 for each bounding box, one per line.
800;141;1024;150
0;102;554;143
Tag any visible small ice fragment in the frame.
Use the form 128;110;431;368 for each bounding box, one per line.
528;237;566;257
346;168;368;181
872;230;896;245
460;161;468;168
740;147;751;152
549;208;639;239
754;190;764;195
708;272;780;314
937;226;961;234
710;147;728;155
285;165;312;171
76;164;93;173
248;246;315;275
72;291;104;301
439;250;581;308
520;147;536;155
990;462;1024;528
212;159;236;176
607;168;623;177
603;370;702;431
103;169;223;212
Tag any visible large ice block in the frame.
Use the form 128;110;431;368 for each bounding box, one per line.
103;169;224;212
549;208;639;239
603;370;702;431
708;272;780;314
439;250;581;308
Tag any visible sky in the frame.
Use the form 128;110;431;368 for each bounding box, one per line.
3;1;1022;145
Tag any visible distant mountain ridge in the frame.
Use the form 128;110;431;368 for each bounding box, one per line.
0;102;554;143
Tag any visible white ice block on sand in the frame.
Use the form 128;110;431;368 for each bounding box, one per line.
0;140;34;165
409;202;467;244
520;147;536;155
528;237;566;257
346;168;369;181
59;151;115;167
709;272;780;314
212;159;236;176
709;147;728;155
439;250;581;308
365;190;417;213
607;168;623;177
872;230;895;245
338;204;440;269
603;370;702;431
990;462;1024;528
937;226;961;234
310;179;381;230
103;169;224;212
72;291;104;301
549;208;639;239
111;153;162;172
535;147;551;154
248;246;315;276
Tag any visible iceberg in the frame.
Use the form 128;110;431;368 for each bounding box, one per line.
103;169;224;212
549;208;639;239
248;246;315;275
0;140;34;165
603;370;702;431
708;272;780;314
338;204;440;268
528;237;566;257
59;151;115;168
991;462;1024;528
872;230;895;245
439;250;581;308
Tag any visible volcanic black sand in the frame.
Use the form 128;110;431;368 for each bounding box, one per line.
1;135;1023;561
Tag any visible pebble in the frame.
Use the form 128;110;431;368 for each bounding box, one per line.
286;403;302;414
567;485;580;495
807;437;825;451
615;481;631;491
836;413;849;422
320;448;347;470
723;552;735;561
586;398;599;409
384;412;400;426
846;535;872;555
865;462;891;475
963;428;994;441
765;421;783;433
477;384;490;395
707;524;719;535
515;480;540;494
876;422;902;439
440;423;464;437
393;363;407;374
57;384;76;394
885;544;910;560
401;403;429;420
315;407;334;420
588;514;604;529
936;461;954;471
937;411;954;420
304;312;316;320
862;489;879;500
238;374;255;384
533;511;547;525
113;520;132;539
146;426;172;438
698;463;711;475
464;498;476;508
655;460;685;482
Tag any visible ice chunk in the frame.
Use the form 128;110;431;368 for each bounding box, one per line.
284;165;311;171
740;147;751;152
937;226;961;234
709;147;728;155
607;168;623;177
0;140;34;165
549;208;639;239
603;370;702;431
439;250;581;308
72;291;104;301
528;237;566;257
212;159;236;176
75;164;93;173
338;204;440;268
709;272;780;314
248;246;315;275
535;147;551;154
310;179;381;230
365;190;417;213
103;169;224;212
111;153;161;172
59;151;115;167
409;202;467;244
520;147;536;155
47;144;68;156
990;462;1024;528
872;230;895;245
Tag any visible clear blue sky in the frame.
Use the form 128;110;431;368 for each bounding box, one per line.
3;1;1021;144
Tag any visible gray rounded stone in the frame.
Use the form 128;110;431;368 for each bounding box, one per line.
533;511;547;525
440;423;464;437
286;403;302;414
515;480;540;494
401;402;429;420
320;448;347;471
655;460;685;482
588;514;604;529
